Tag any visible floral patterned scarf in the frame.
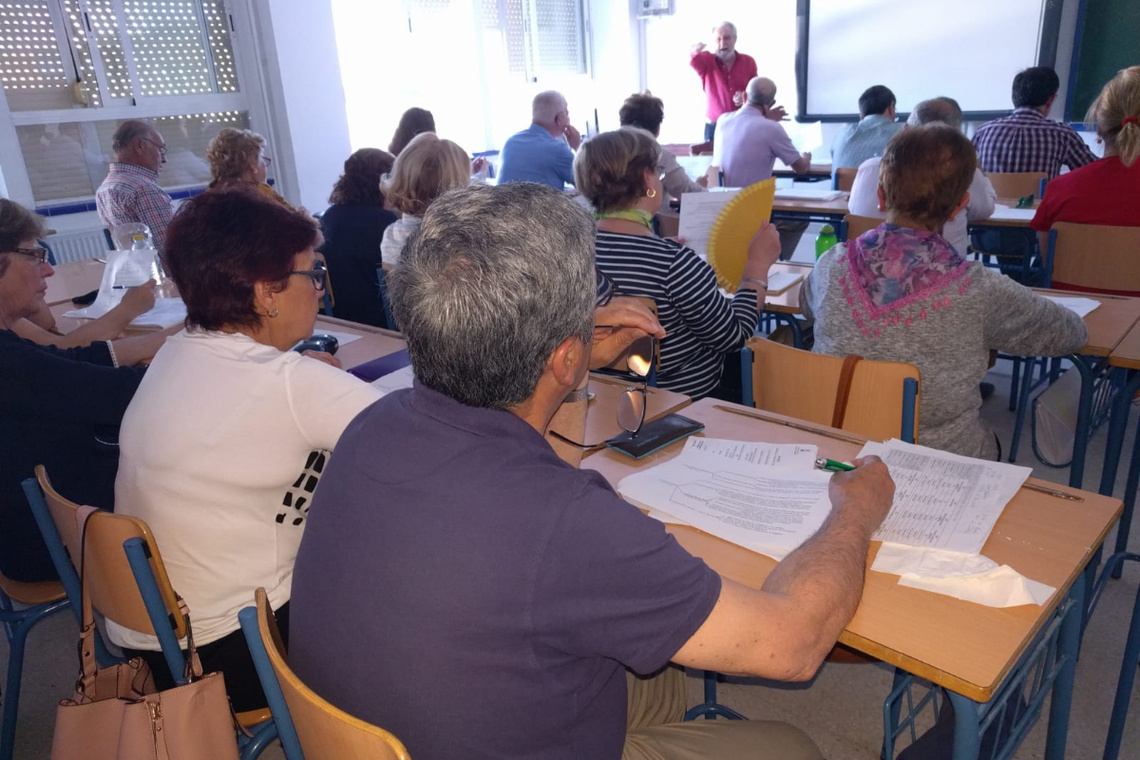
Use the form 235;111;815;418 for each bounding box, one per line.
846;223;966;308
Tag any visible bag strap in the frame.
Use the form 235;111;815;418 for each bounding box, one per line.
73;505;101;696
832;354;864;429
178;596;206;681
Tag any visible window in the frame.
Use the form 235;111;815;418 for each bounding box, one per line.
0;0;257;206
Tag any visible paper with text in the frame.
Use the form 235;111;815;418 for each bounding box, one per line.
679;189;740;259
619;450;834;560
858;439;1030;554
683;437;817;469
1040;296;1100;319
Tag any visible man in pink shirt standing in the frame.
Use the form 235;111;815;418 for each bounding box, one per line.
690;22;757;142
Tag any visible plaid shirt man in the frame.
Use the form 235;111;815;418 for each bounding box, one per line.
973;108;1098;179
95;162;174;251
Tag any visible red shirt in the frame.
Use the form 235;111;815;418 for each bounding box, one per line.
690;51;757;123
1030;156;1140;295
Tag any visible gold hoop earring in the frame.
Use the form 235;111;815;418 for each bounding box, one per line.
645;187;657;199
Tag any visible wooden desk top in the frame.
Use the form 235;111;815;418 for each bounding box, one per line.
557;374;691;450
582;397;1120;702
44;257;106;306
315;316;406;368
761;261;813;315
1034;289;1140;357
771;195;850;216
1109;320;1140;370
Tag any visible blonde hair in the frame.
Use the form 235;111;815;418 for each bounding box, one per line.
206;128;265;186
573;128;659;214
1088;66;1140;168
382;132;470;216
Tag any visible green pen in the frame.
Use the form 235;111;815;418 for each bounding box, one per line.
814;457;855;472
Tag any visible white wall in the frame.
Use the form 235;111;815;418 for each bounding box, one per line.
254;0;352;212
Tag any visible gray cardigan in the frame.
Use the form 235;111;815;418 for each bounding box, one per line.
801;249;1088;459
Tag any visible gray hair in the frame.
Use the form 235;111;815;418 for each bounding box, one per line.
713;21;737;35
907;97;963;129
532;90;567;127
390;183;596;410
746;77;776;107
111;120;156;154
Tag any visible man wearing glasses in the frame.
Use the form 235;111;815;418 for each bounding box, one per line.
291;183;895;760
96;120;174;251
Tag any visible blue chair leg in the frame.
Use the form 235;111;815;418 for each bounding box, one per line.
0;593;71;760
238;720;280;760
238;606;304;760
1103;553;1140;760
682;671;745;721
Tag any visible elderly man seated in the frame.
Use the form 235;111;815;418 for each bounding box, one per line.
497;91;580;189
289;182;894;760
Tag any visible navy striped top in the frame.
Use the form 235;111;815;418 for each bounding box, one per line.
595;231;759;399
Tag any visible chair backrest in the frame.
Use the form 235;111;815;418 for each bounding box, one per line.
35;466;187;640
1046;222;1140;294
843;214;882;241
984;171;1047;200
834;167;858;192
742;337;920;442
252;588;411;760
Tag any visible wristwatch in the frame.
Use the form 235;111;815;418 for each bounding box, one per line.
563;387;591;403
740;277;769;291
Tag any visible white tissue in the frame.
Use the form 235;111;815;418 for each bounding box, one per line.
872;543;1055;607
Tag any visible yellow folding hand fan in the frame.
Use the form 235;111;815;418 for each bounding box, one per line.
706;178;776;292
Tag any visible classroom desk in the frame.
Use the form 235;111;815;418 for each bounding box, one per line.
1009;292;1140;488
974;201;1038;229
583;396;1121;760
770;195;849;227
758;261;813;348
1098;320;1140;570
314;315;406;368
773;163;833;180
44;257;106;306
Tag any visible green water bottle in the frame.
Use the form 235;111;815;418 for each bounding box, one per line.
815;224;838;259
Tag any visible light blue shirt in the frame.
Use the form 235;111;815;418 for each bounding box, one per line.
498;123;575;189
830;114;903;169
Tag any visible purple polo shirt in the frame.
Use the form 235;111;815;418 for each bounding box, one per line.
290;382;720;760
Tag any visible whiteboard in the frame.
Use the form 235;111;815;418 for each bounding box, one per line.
798;0;1061;119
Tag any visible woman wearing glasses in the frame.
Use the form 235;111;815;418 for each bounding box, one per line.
206;127;289;207
111;187;383;711
576;128;780;399
0;199;172;584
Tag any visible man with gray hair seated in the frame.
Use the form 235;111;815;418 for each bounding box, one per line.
497;90;581;189
289;182;895;760
95;119;174;250
847;96;996;255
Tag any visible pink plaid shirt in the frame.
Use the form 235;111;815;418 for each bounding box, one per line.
95;163;174;251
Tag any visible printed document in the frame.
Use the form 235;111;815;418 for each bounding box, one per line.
858;439;1030;554
682;437;817;468
679;189;740;258
619;449;833;560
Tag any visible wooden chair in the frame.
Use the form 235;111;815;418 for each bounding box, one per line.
31;466;276;759
0;571;68;760
741;337;920;442
843;213;882;241
239;588;411;760
689;140;713;156
984;171;1047;200
1044;222;1140;294
833;167;858;192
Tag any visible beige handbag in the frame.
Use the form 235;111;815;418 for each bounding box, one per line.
50;507;240;760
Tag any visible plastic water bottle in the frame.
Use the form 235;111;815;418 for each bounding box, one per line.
815;224;838;259
130;233;149;250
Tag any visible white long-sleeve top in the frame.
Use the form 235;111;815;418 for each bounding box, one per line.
109;329;384;648
847;157;996;255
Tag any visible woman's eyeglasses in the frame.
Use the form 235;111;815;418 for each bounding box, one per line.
290;261;327;292
8;247;49;264
547;334;656;448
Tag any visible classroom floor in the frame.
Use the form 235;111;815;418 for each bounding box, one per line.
3;242;1138;758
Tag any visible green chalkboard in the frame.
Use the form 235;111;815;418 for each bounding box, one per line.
1069;0;1140;121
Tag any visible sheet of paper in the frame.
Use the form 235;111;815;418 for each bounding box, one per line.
130;298;186;328
62;248;163;321
858;439;1030;554
309;329;362;347
675;155;713;181
1040;295;1100;319
619;449;834;561
766;271;804;295
773;186;845;201
682;437;817;469
872;543;1055;607
679;189;741;259
370;364;415;395
782;119;824;154
989;204;1037;221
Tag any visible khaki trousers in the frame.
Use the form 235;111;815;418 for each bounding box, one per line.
622;667;823;760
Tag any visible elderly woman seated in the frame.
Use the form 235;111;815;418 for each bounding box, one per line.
802;125;1088;459
618;91;707;201
206;127;289;206
575;128;780;399
0;199;171;583
110;187;385;711
380;132;472;265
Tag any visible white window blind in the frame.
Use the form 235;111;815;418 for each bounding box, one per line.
0;0;73;111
